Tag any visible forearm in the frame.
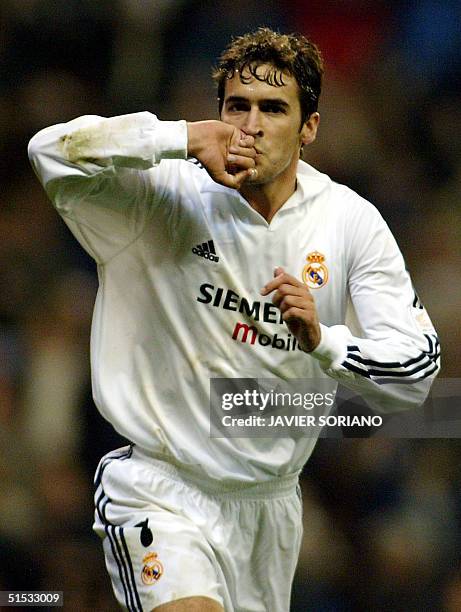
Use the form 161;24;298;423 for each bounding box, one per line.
28;112;188;263
309;321;440;413
28;112;187;191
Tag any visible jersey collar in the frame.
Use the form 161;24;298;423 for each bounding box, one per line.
200;159;331;208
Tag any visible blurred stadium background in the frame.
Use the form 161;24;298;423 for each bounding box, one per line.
1;1;461;610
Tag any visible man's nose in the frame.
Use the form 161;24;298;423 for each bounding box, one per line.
242;108;263;137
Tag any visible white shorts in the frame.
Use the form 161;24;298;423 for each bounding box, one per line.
93;445;303;612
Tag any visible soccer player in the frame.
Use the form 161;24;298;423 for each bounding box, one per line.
28;28;440;612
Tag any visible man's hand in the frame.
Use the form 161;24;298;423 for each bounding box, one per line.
187;120;257;189
260;267;321;353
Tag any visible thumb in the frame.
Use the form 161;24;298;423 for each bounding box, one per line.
274;266;285;277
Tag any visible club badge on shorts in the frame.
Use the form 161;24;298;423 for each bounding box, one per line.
141;552;164;585
302;251;328;289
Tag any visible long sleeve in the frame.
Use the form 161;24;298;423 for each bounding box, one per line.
28;112;187;263
310;189;440;413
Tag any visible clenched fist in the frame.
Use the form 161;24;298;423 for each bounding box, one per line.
260;267;321;353
187;120;257;189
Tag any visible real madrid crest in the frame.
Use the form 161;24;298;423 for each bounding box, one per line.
141;552;164;585
302;251;329;289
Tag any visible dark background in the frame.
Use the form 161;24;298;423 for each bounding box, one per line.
1;1;461;610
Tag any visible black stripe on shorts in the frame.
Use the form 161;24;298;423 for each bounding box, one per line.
95;447;142;611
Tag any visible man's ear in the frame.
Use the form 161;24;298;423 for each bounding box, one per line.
300;112;320;146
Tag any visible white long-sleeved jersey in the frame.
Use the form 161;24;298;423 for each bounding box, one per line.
28;112;440;483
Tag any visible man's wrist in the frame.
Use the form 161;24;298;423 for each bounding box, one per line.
186;121;216;158
309;324;347;369
186;122;198;158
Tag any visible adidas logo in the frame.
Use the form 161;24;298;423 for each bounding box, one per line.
192;240;219;262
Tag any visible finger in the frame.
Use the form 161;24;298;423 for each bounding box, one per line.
260;273;305;296
282;306;309;322
272;287;309;308
276;294;310;312
228;145;257;158
227;154;256;171
230;130;254;151
239;132;255;147
224;167;257;189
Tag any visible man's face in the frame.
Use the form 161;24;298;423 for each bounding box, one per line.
220;64;318;186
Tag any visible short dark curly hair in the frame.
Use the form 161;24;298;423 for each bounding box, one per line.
212;27;324;125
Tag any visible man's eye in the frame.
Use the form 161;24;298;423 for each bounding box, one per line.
264;105;285;113
228;104;246;112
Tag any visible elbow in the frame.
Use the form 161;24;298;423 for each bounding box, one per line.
27;129;51;178
378;359;441;414
27;126;68;192
27;132;41;165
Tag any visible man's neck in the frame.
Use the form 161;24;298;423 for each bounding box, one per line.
240;176;297;224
